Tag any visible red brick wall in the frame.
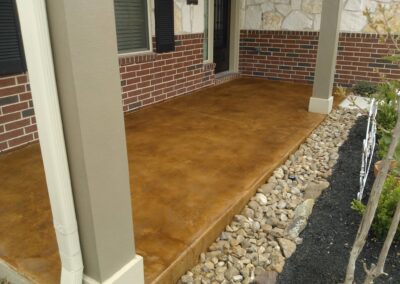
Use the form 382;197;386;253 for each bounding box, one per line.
0;73;38;152
0;33;215;153
119;33;215;112
239;30;400;86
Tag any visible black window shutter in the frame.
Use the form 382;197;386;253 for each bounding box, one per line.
154;0;175;53
0;0;26;76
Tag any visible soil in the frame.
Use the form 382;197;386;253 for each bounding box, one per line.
277;117;400;284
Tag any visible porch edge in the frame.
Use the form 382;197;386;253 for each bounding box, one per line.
0;259;31;284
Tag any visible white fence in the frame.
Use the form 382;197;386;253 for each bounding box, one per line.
358;98;378;200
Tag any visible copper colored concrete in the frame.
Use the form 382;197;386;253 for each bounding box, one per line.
0;146;59;283
0;78;335;283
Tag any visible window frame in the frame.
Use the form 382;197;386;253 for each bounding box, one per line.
116;0;153;56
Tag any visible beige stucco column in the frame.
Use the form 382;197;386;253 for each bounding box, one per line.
45;1;144;283
229;0;241;73
308;0;344;114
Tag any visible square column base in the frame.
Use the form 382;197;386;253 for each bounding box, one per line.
308;96;333;114
83;255;144;284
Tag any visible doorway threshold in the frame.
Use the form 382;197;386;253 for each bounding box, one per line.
215;71;240;85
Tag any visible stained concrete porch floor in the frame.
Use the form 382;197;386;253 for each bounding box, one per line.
0;78;336;283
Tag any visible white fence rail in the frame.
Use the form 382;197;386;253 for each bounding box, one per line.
358;98;378;200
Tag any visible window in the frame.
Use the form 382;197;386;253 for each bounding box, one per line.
0;0;26;76
114;0;151;54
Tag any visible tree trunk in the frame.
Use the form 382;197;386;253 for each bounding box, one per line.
363;200;400;284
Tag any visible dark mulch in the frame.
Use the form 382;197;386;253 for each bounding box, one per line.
277;117;400;284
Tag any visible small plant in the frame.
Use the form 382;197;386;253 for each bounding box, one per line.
334;86;348;98
375;81;400;159
352;81;378;97
352;175;400;241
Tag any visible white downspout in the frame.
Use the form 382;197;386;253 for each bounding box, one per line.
15;1;84;283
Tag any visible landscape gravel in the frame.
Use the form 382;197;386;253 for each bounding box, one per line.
278;115;400;283
178;108;362;284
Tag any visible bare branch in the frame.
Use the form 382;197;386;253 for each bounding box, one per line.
363;201;400;284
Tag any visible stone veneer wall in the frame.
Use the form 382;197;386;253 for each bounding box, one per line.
242;0;400;33
239;30;400;86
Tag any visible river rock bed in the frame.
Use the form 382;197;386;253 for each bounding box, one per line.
178;108;362;284
277;113;400;283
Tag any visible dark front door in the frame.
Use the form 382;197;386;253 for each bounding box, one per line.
214;0;230;74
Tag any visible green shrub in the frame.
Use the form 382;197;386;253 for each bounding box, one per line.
374;81;399;159
375;82;399;132
377;134;400;164
352;81;378;97
352;175;400;240
376;100;397;138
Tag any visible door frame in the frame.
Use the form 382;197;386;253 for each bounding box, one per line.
206;0;240;73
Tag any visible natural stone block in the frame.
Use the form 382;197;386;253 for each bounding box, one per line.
313;14;321;31
245;5;262;29
240;9;246;30
345;0;366;12
247;0;266;4
262;11;283;30
282;11;313;30
304;181;330;199
340;10;367;32
291;0;302;10
363;3;400;33
253;270;278;284
276;4;292;16
261;1;275;12
365;0;378;12
294;199;315;219
270;251;285;273
174;4;183;34
387;5;400;33
285;216;308;239
277;238;296;258
181;5;192;33
302;0;322;14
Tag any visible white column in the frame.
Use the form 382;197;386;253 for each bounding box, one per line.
309;0;344;114
15;0;83;283
44;0;144;282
